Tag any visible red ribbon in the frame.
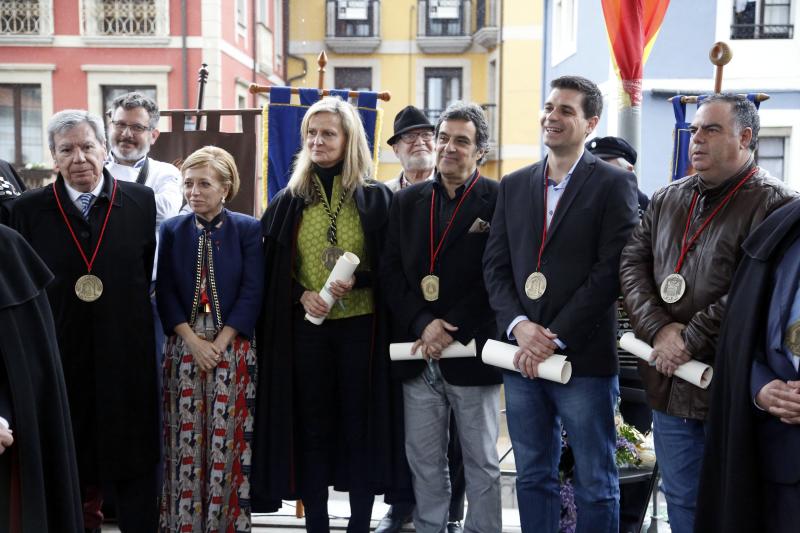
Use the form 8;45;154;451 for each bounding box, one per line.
52;179;118;274
428;173;481;274
674;166;758;273
535;173;563;272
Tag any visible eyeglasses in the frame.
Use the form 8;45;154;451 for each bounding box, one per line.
111;120;152;134
400;130;434;144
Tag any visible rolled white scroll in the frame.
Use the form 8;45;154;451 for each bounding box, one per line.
619;332;713;389
481;339;572;384
305;252;360;326
389;339;477;361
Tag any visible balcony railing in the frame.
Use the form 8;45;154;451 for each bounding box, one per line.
0;0;52;39
731;23;794;39
325;0;380;53
83;0;168;39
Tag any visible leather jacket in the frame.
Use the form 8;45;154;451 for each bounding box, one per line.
620;163;796;419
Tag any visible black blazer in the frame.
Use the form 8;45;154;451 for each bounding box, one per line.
381;174;502;386
483;151;638;377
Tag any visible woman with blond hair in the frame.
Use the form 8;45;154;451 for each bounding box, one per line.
251;97;393;531
156;146;264;532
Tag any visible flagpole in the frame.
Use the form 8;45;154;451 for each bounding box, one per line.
617;82;642;175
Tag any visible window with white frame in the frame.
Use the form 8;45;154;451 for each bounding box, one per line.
83;0;168;37
551;0;577;64
732;0;794;39
756;136;788;179
0;84;43;167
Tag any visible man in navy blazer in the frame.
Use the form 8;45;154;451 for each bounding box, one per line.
483;75;638;532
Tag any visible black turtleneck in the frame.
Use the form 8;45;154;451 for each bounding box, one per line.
313;161;344;202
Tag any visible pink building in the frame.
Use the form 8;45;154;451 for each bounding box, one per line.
0;0;286;182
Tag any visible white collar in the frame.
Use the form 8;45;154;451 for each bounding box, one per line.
63;174;105;203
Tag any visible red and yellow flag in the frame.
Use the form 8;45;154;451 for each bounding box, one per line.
601;0;670;106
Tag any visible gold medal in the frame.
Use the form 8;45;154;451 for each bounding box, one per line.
786;320;800;356
321;246;344;270
421;274;440;302
660;273;686;304
525;271;547;300
75;273;103;302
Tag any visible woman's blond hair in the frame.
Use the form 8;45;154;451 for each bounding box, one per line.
181;145;240;202
287;97;373;202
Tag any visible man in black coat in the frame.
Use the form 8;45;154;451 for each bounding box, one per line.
0;224;83;533
10;110;159;533
696;198;800;532
381;102;502;533
483;75;638;532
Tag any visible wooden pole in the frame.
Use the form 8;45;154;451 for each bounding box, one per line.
709;41;732;94
317;50;328;90
674;93;770;105
248;84;392;102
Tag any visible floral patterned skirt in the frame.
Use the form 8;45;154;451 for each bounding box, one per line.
159;313;257;533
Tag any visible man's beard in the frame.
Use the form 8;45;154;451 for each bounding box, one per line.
403;153;434;172
112;141;150;163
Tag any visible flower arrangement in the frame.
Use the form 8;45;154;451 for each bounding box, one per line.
558;412;651;533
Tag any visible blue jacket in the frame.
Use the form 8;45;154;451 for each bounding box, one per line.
156;209;264;338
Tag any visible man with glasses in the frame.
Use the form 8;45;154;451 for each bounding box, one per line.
385;106;437;192
378;105;467;533
105;92;181;235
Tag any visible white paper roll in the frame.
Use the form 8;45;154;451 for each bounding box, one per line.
481;339;572;384
389;339;477;361
305;252;361;326
619;332;713;389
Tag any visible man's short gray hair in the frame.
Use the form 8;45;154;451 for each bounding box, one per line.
108;91;160;129
700;93;760;151
435;101;490;164
48;110;106;152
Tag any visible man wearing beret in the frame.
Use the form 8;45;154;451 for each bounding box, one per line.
586;136;649;216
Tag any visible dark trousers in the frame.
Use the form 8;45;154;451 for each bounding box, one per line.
82;471;158;532
293;313;375;532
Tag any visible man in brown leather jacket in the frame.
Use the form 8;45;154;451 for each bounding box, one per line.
619;93;795;533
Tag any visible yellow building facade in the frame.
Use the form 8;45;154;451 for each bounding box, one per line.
286;0;543;180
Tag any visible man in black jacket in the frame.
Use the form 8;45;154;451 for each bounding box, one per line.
382;102;502;533
483;75;638;532
10;110;158;533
